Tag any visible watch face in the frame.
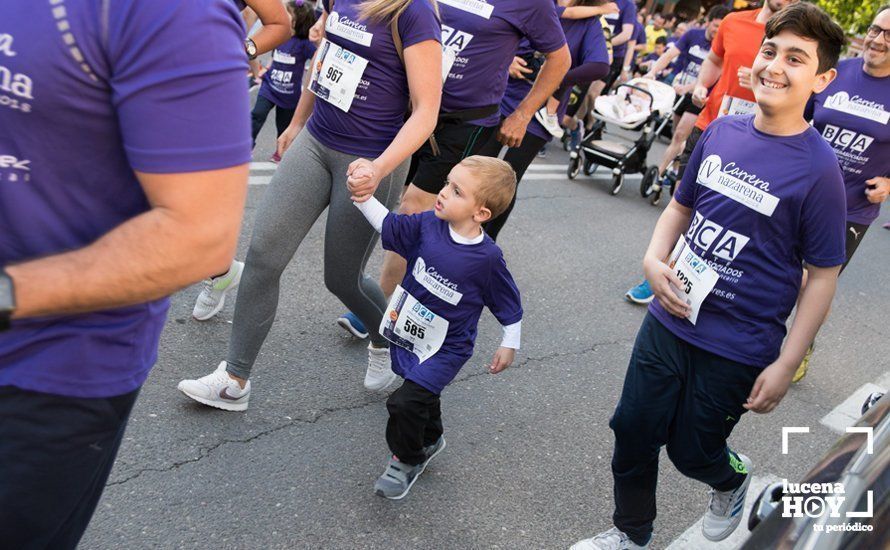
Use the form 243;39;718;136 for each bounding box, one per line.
0;274;12;310
246;40;257;56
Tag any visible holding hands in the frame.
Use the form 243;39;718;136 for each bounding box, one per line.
347;158;382;202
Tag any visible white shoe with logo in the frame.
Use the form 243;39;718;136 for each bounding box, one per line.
571;526;649;549
535;106;563;138
702;453;753;541
177;361;250;411
364;344;397;391
192;260;244;321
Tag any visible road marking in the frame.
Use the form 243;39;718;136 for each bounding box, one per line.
250;161;278;171
666;474;782;550
527;163;570;170
249;174;272;186
819;372;889;432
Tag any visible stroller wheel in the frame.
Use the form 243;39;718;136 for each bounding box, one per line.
567;156;581;180
583;158;597;175
650;187;662;206
610;172;624;196
640;166;659;198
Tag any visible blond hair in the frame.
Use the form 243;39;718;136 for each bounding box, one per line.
357;0;439;22
459;156;517;219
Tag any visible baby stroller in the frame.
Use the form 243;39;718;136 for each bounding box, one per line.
567;78;678;196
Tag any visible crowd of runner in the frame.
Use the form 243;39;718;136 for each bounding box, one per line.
1;0;888;548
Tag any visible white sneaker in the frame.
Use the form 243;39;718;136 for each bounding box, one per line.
192;260;244;321
702;453;753;541
571;526;649;550
534;106;563;138
364;344;397;391
177;361;250;411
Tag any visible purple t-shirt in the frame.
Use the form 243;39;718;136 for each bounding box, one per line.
650;116;846;368
259;37;317;110
440;0;565;127
806;58;890;225
381;212;522;394
307;0;441;157
631;20;645;50
0;0;252;397
672;28;711;86
502;10;609;142
602;0;636;60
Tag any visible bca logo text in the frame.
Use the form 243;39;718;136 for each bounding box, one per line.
822;124;874;153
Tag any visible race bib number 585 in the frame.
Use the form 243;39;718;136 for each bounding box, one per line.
380;285;449;363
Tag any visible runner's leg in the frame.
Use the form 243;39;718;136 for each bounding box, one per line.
225;131;333;380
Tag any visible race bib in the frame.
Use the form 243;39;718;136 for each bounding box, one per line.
667;237;719;325
380;285;449;363
309;38;368;113
718;95;756;117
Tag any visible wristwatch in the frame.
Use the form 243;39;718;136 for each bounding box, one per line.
245;38;258;60
0;268;15;331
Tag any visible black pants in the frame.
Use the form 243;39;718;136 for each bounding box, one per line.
386;379;443;466
610;314;759;545
473;122;548;241
251;96;296;148
841;221;869;273
0;385;140;550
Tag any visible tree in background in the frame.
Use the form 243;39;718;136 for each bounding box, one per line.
814;0;879;35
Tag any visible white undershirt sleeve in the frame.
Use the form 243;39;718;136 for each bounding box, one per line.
353;196;389;233
500;321;521;350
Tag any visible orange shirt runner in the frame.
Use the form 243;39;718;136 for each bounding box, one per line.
695;8;765;131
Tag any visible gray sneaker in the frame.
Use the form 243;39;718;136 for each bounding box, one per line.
423;436;446;462
374;456;425;500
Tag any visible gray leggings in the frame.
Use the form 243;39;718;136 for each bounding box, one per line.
226;130;407;380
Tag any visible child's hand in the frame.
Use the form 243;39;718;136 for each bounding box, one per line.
743;360;794;414
346;158;379;202
489;347;515;374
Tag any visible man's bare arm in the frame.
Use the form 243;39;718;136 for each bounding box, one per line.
8;165;249;319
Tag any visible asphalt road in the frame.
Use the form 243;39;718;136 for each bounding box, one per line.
80;111;890;549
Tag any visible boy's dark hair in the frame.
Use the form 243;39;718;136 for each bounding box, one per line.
707;5;731;21
288;1;316;39
655;36;667;45
764;3;846;74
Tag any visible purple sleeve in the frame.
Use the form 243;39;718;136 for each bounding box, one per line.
381;212;425;258
799;156;847;267
674;31;692;55
518;0;567;54
483;252;523;326
397;0;442;49
675;124;713;208
620;1;637;30
107;0;251;173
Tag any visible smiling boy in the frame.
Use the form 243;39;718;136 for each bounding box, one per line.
572;4;847;549
351;156;523;500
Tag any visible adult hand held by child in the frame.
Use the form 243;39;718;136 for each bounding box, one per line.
489;347;515;374
347;158;380;202
643;255;691;319
744;361;793;414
